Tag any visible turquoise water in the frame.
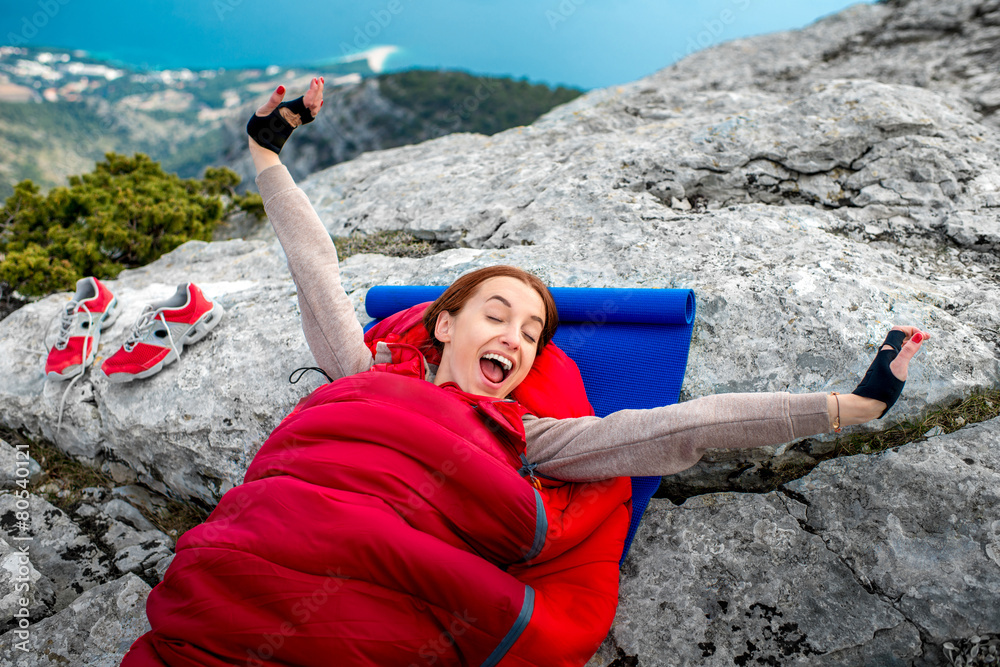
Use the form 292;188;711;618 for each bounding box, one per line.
1;0;873;89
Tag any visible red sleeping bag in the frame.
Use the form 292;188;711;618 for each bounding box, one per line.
122;304;632;666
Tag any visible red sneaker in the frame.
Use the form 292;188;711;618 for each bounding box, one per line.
101;283;224;383
45;277;120;380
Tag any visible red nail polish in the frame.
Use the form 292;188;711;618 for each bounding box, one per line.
319;100;324;107
276;85;285;94
912;332;923;344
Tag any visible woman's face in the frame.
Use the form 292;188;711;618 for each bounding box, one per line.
433;276;546;398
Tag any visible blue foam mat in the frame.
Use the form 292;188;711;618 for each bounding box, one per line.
364;285;696;565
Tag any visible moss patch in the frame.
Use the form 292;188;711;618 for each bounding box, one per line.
147;496;211;539
833;386;1000;457
334;230;443;260
752;386;1000;496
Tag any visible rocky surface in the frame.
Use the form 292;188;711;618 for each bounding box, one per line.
0;240;325;502
0;439;40;488
652;0;1000;131
73;492;174;581
0;0;998;661
0;483;173;633
0;573;150;666
590;416;1000;667
0;492;112;619
0;534;56;628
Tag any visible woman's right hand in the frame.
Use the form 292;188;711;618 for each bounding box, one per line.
248;77;325;174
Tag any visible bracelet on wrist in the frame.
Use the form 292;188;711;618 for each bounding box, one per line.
830;391;842;433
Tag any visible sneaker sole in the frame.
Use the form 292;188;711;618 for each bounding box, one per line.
103;301;225;383
46;296;121;380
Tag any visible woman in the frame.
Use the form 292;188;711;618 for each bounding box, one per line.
122;79;926;667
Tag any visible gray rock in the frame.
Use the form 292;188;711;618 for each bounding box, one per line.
0;492;111;612
0;439;41;489
74;498;173;579
0;573;150;667
101;460;138;485
0;240;326;502
99;498;158;533
638;0;1000;131
592;416;1000;666
0;535;55;631
152;553;174;583
785;416;1000;666
112;543;171;578
111;485;169;521
592;492;920;666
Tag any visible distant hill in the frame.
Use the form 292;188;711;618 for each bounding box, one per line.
0;47;582;198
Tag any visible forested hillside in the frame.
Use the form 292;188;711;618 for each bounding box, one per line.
0;47;581;198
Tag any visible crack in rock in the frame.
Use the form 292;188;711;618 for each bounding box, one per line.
776;486;930;659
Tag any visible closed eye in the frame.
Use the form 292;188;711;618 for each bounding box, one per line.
487;312;538;343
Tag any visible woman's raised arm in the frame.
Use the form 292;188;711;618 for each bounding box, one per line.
249;80;373;381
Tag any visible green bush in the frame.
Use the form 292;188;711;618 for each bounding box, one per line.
232;192;265;218
0;153;248;297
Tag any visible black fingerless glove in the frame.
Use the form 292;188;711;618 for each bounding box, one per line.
851;330;906;418
246;96;315;155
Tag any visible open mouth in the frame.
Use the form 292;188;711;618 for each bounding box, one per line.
479;352;513;386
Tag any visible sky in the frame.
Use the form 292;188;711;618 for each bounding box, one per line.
1;0;874;90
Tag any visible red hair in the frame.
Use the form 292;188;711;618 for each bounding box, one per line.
422;266;558;353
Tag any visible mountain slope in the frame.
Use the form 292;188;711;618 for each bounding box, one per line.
0;47;581;198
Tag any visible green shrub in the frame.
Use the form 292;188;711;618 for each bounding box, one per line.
232;192;265;219
0;153;246;297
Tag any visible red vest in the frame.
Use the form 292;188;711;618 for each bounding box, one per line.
122;307;631;667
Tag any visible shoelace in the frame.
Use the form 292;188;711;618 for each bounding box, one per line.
50;302;96;437
56;365;85;437
45;299;94;352
124;305;182;361
54;306;184;439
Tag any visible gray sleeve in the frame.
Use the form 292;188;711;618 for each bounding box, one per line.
523;392;831;482
255;164;373;380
